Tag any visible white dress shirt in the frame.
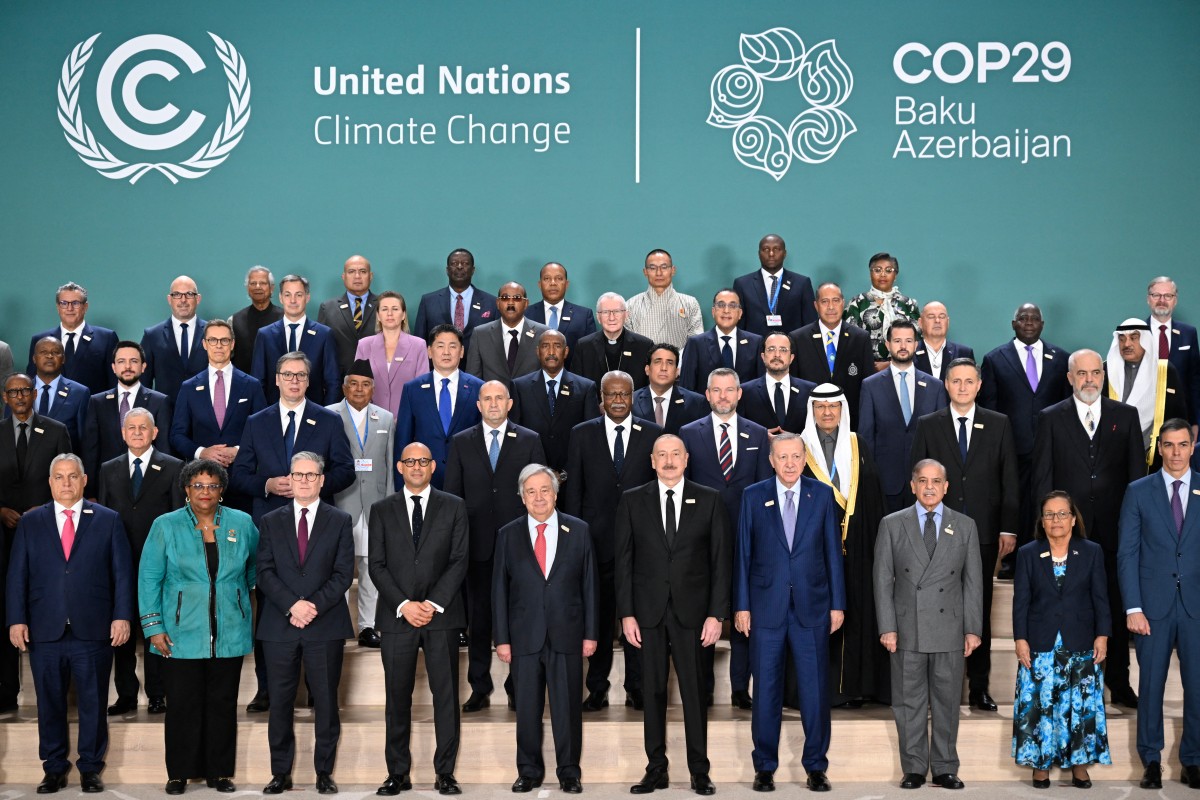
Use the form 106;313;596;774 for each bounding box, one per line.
711;413;738;467
950;404;976;449
172;316;198;355
432;369;460;416
890;364;916;409
482;420;508;456
765;375;790;414
714;327;739;366
1012;338;1044;381
292;498;320;535
279;398;307;435
128;447;155;476
1072;395;1101;438
657;480;684;531
605;414;632;460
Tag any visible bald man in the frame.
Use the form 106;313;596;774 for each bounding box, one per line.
317;255;378;375
141;275;208;402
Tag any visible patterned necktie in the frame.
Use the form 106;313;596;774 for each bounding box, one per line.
548;306;559;330
1173;479;1185;535
547;379;557;415
489;429;500;470
65;332;76;361
773;381;787;428
721;335;733;368
213;370;227;429
825;330;837;374
297;507;309;565
179;322;189;362
1160;324;1170;360
288;323;299;353
898;371;912;425
654;396;665;427
613;425;625;473
353;296;363;330
16;422;28;479
1085;408;1095;436
284;410;296;463
923;511;937;557
664;489;677;547
1025;344;1039;391
718;423;733;482
534;522;548;576
768;275;778;310
439;378;452;434
39;383;51;415
957;416;969;463
119;391;131;425
61;509;75;560
507;330;520;374
132;457;144;497
782;489;796;549
453;294;465;331
411;495;423;549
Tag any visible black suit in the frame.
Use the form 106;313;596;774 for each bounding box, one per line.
738;375;817;433
571;330;655;391
369;489;469;777
493;513;597;782
789;323;874;429
509;370;599;472
141;318;209;404
412;286;499;352
910;406;1018;694
317;291;378;375
732;268;816;338
27;323;119;394
913;340;975;382
631;385;708;436
81;386;172;480
678;328;764;392
97;449;184;705
1032;396;1143;694
443;423;546;696
230;302;285;375
614;480;730;776
561;416;663;696
256;501;355;777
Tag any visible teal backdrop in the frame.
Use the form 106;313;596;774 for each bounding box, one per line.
1;1;1196;360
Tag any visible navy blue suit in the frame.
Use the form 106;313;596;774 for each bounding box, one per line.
738;375;817;433
912;340;975;382
1013;537;1109;653
1118;469;1200;766
27;324;119;394
393;371;484;491
678;328;764;392
858;368;948;507
631;385;707;436
979;340;1071;458
81;386;171;480
169;367;267;457
412;286;499;352
140;318;208;403
525;300;597;369
13;376;91;454
509;370;599;471
1150;318;1200;424
734;477;845;773
251;318;342;406
6;501;134;775
230;402;356;523
732;269;816;338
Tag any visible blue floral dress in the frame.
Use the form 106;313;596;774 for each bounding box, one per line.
1011;561;1112;768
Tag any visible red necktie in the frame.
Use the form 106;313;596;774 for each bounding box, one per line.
61;509;75;559
454;294;465;331
1160;324;1170;360
534;523;547;576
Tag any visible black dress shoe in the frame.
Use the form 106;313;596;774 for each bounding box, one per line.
997;563;1015;580
207;778;236;793
806;771;831;792
1182;764;1200;786
0;700;17;714
1032;777;1050;789
899;773;925;789
731;689;753;710
108;697;137;716
462;691;491;712
165;778;186;795
37;772;68;793
631;771;669;793
377;774;412;795
1141;762;1163;789
507;691;516;711
837;696;864;709
457;631;469;647
246;692;270;712
752;771;775;792
435;774;461;795
316;773;338;794
625;688;644;710
931;773;964;790
511;776;542;793
1111;686;1139;708
560;778;582;793
1072;775;1092;789
690;774;714;795
80;772;104;793
148;696;167;714
358;628;382;648
263;774;293;794
969;691;998;712
582;690;609;712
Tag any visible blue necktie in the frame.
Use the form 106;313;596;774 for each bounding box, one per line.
284;410;296;463
131;457;143;497
548;305;559;330
783;489;797;549
720;335;733;368
957;416;969;463
613;424;625;473
439;378;452;434
288;323;299;352
899;371;912;425
547;378;557;415
179;322;189;362
489;429;500;470
825;330;837;374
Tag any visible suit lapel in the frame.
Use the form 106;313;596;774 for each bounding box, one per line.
1181;471;1200;542
284;505;302;565
67;502;96;562
450;379;475;431
906;508;932;568
936;410;964;466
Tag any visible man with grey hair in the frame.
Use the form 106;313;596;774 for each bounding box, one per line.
570;293;655;391
251;274;342;406
494;463;596;794
27;281;120;394
1146;276;1200;436
231;266;283;375
626;249;704;350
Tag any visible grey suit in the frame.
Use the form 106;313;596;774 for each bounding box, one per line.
463;319;549;386
0;340;13;386
874;505;982;777
327;400;395;630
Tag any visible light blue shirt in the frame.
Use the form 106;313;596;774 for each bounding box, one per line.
449;286;475;320
915;502;945;541
1164;468;1193;516
775;478;799;509
37;374;63;410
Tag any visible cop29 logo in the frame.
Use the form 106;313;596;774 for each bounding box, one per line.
58;33;251;184
707;27;855;181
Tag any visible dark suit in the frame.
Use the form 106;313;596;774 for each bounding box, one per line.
256;501;355;776
509;370;599;471
1104;361;1190;472
911;406;1018;694
5;501;133;776
317;291;378;375
169;367;266;457
464;319;550;386
1118;469;1200;766
81;386;171;479
732;268;816;338
631;385;708;436
526;300;597;369
443;423;546;696
27;324;119;394
789;323;874;429
562;416;663;696
368;488;469;777
413;286;499;352
19;376;90;454
97;449;183;705
230;302;284;375
734;477;845;773
393;371;484;491
140;318;208;403
913;340;975;382
739;375;817;433
614;480;730;776
1149;318;1200;424
1032;396;1143;695
858;368;948;510
678;328;764;392
493;513;597;782
251;318;343;405
571;330;655;391
1013;537;1109;653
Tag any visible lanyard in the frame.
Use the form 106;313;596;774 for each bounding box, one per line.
344;401;368;451
766;273;783;314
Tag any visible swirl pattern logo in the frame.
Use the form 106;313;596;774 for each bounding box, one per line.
708;27;855;181
58;33;251;184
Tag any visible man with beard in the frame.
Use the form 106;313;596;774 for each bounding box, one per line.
739;333;817;435
632;344;707;437
508;330;599;473
678;289;764;392
464;282;549;386
140;276;208;403
82;341;171;481
412;249;498;352
732;234;816;338
1106;319;1189;473
1146;276;1199;435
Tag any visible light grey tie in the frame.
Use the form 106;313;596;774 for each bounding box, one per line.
783;489;797;549
898;371;912;425
923;511;937;558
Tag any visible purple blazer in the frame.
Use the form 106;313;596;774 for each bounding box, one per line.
355;332;428;415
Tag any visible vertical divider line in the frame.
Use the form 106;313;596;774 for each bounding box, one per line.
635;27;641;184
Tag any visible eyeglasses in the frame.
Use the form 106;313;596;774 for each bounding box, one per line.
603;391;632;399
870;266;897;275
3;388;34;397
1041;510;1073;521
498;294;526;302
1149;292;1177;301
713;301;741;311
644;265;673;273
399;457;433;467
596;309;626;317
204;337;233;346
277;371;310;382
169;291;199;300
290;472;321;482
56;299;85;309
763;346;791;354
188;482;221;492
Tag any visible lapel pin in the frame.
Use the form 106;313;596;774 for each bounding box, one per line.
238;397;247;403
306;418;316;425
1174;329;1182;335
812;333;821;339
623;350;632;357
421;383;431;389
740;339;749;345
561;389;571;396
747;446;759;451
765;500;775;507
506;431;517;438
195;385;205;391
58;390;69;397
306;329;315;336
1192;489;1200;496
227;530;238;543
674;398;683;404
916;350;925;356
739;431;750;439
104;394;114;400
397;356;405;362
1168;387;1177;394
369;412;379;420
377;430;387;435
685;498;696;504
944;526;954;535
790;386;800;394
339;303;349;309
562;315;572;322
848;364;859;376
83;508;94;514
83;334;93;341
632;423;643;431
525;330;534;338
1072;549;1078;555
1040;551;1051;558
151;464;162;471
1045;353;1054;359
917;380;927;387
974;423;984;429
34;427;44;434
783;282;791;290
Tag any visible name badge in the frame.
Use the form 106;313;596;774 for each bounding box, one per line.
562;316;572;322
623;351;632;357
82;334;93;342
306;329;316;336
339;303;349;309
766;314;783;327
355;458;373;472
